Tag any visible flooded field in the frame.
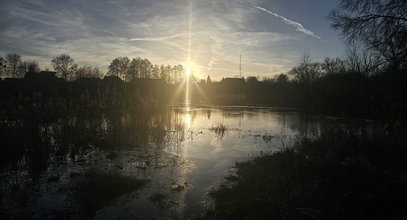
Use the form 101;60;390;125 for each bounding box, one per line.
0;106;377;219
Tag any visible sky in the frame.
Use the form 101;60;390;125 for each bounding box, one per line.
0;0;345;80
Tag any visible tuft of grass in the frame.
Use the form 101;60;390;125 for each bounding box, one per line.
209;123;227;139
70;169;148;218
201;128;407;219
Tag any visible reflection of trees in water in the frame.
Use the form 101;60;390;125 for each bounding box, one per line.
0;85;176;216
1;110;172;170
276;112;377;138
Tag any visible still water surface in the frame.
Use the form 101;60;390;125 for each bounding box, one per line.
2;106;374;219
98;106;322;219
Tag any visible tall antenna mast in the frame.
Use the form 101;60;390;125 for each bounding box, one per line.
239;54;242;78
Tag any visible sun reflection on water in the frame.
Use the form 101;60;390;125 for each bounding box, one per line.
185;111;191;130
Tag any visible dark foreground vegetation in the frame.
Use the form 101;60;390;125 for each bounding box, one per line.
202;126;407;219
68;169;148;218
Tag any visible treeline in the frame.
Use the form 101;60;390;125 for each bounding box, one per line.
108;56;184;84
192;48;406;118
0;54;41;78
0;53;103;80
193;0;407;119
0;53;186;84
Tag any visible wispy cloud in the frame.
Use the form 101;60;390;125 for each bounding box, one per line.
252;5;324;41
0;0;340;79
129;33;186;42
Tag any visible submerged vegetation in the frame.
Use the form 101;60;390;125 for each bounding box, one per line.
202;127;407;219
209;123;228;139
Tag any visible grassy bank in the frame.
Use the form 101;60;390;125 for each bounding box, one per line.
202;127;407;219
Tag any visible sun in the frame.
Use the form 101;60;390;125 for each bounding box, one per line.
184;61;200;78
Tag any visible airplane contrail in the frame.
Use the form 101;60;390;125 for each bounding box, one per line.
252;4;325;41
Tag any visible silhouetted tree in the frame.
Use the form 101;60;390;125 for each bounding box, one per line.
288;55;322;85
128;57;142;80
173;65;184;83
0;57;7;76
51;54;78;81
6;53;23;77
344;46;380;77
22;60;40;73
163;65;172;83
322;57;346;75
151;64;160;79
275;73;289;84
108;57;130;81
207;75;212;83
140;58;152;79
76;66;102;79
330;0;407;71
159;65;166;82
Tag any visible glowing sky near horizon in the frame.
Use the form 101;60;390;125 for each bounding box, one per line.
0;0;344;79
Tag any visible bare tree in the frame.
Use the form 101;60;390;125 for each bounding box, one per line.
330;0;407;71
159;65;167;81
51;54;78;81
76;66;102;79
108;57;130;81
344;46;380;77
151;64;160;79
274;73;289;84
108;58;121;77
164;65;172;83
0;57;7;76
22;60;40;73
140;58;152;79
173;64;184;83
128;57;142;80
288;54;323;85
6;53;23;77
322;57;346;75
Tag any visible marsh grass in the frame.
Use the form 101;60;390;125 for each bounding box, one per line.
69;169;148;218
202;128;407;219
209;123;227;139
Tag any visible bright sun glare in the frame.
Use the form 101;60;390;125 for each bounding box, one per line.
184;62;200;77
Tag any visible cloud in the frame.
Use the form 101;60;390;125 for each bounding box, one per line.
129;33;186;42
0;0;339;80
252;5;324;41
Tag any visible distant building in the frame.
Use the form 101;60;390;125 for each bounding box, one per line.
103;75;123;84
130;78;166;90
131;78;165;84
220;77;245;93
76;77;102;88
24;71;58;80
222;77;245;85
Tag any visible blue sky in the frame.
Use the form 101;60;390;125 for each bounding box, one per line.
0;0;345;79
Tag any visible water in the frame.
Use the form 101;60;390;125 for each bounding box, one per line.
96;106;322;219
0;106;377;219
